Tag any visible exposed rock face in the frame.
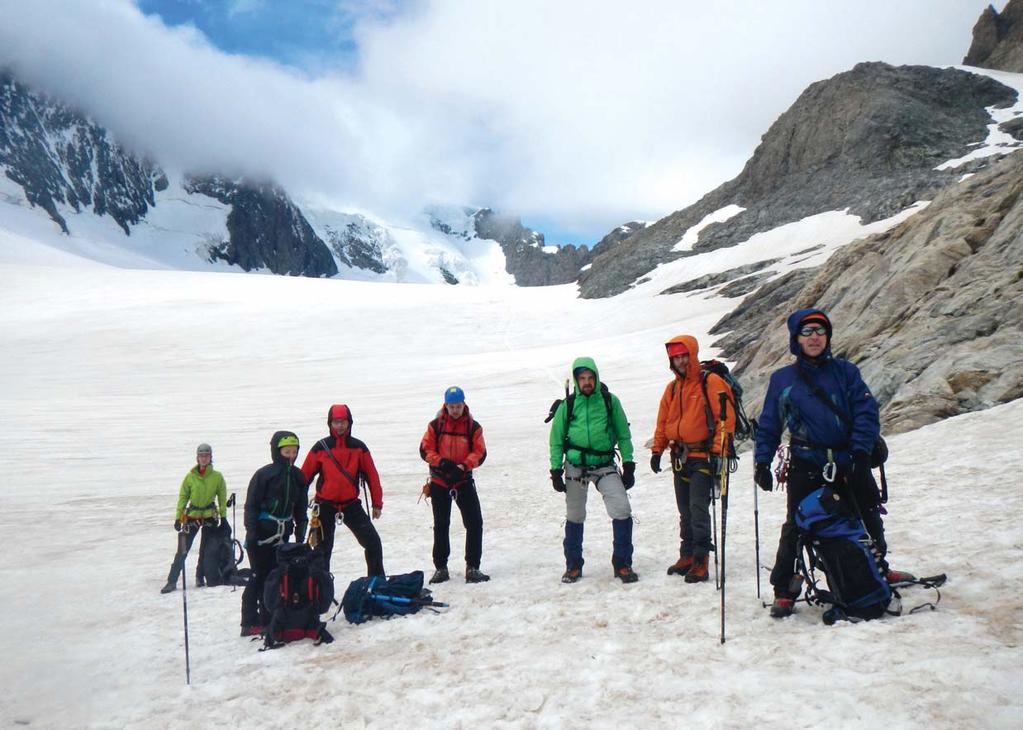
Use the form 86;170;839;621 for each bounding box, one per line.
319;216;390;273
183;176;337;277
0;71;162;234
659;259;780;295
472;208;592;286
964;0;1023;72
717;152;1023;435
579;63;1017;298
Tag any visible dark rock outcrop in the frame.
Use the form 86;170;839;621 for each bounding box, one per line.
659;259;780;295
0;71;161;234
716;153;1023;434
472;208;592;286
184;176;337;277
964;0;1023;72
579;63;1017;298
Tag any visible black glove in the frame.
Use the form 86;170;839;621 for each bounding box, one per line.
622;461;636;489
550;469;566;493
650;453;661;474
174;519;181;531
754;463;773;492
294;524;307;544
244;534;258;550
439;458;457;472
219;517;231;534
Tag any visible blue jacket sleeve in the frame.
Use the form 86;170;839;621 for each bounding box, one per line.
755;370;785;464
842;361;880;455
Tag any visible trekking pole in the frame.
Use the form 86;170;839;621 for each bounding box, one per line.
178;528;192;685
753;476;762;600
711;495;719;589
718;392;730;645
228;492;239;592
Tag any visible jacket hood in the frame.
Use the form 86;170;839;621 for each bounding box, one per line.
787;308;833;358
665;334;701;380
327;404;353;438
269;429;300;465
571;356;601;395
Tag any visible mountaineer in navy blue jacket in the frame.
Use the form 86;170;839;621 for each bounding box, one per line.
754;308;913;618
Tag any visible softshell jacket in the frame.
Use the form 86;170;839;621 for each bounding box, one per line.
301;404;384;510
175;465;227;521
420;405;487;488
754;308;880;469
652;335;735;458
549;356;634;469
244;430;308;537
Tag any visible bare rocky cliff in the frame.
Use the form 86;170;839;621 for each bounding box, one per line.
964;0;1023;73
714;153;1023;435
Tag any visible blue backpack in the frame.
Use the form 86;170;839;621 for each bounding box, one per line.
795;487;892;622
341;571;447;624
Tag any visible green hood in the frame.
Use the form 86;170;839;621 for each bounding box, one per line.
571;356;600;395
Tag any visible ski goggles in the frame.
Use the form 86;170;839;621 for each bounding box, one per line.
797;325;828;337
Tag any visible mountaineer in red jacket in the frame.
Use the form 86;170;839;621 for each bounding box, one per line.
300;404;385;576
419;386;489;584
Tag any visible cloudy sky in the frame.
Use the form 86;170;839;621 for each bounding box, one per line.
0;0;1000;243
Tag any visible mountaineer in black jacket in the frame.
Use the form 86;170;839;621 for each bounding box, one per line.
240;430;309;636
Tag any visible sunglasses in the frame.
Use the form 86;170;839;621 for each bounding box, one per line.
798;325;828;337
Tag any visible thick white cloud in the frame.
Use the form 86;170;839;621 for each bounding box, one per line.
0;0;997;239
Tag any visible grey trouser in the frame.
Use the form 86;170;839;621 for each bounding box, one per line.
564;463;631;522
673;457;713;559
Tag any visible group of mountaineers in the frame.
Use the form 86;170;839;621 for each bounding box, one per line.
160;306;916;634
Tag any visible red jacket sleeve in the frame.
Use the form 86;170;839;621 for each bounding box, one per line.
300;448;321;487
420;422;441;467
463;424;486;470
360;449;383;509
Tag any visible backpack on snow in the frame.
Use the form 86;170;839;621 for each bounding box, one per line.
261;543;335;648
341;571;447;624
544;379;618;460
795;487;893;623
202;524;251;587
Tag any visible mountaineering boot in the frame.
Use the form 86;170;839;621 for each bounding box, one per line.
561;568;582;584
160;581;176;594
429;568;450;584
684;555;709;583
770;597;795;618
465;567;491;583
667;555;693;576
615;566;639;583
885;568;917;585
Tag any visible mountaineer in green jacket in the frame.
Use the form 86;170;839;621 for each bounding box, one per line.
159;443;228;594
548;357;638;584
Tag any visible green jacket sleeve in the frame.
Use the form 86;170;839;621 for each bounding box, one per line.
175;474;190;520
549;400;568;470
611;395;634;462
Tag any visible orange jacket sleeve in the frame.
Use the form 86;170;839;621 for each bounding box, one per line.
420;422;442;468
360;449;383;509
462;424;487;470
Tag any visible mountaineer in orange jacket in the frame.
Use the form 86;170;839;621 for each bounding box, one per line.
651;335;735;583
419;385;489;584
301;404;385;576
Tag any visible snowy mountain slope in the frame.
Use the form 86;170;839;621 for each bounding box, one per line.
1;252;1019;729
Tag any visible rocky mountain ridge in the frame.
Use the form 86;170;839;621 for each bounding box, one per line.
579;62;1017;299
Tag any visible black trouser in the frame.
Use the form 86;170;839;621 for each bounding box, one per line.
672;457;714;560
317;500;385;577
241;541;276;627
164;522;216;586
429;480;484;570
769;457;888;599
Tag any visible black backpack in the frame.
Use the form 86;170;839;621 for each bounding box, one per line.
261;543;335;648
202;525;250;587
698;360;757;444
